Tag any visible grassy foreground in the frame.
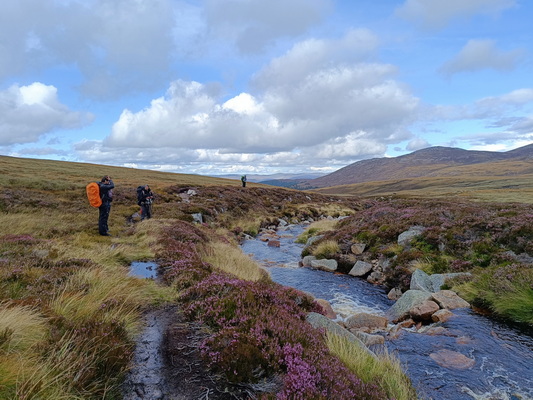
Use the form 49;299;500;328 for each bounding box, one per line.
0;156;416;399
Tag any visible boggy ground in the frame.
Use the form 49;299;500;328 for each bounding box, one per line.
123;305;257;400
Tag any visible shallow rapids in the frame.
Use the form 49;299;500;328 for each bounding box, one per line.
241;224;533;400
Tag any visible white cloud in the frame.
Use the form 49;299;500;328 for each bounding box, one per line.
406;137;430;151
91;29;420;171
440;39;524;76
0;83;93;146
48;23;533;175
396;0;516;30
0;0;178;99
203;0;333;53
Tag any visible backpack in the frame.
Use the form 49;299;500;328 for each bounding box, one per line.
136;186;144;206
86;182;102;208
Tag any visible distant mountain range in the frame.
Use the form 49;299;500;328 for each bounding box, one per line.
263;144;533;190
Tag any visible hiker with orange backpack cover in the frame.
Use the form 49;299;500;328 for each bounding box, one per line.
98;176;114;236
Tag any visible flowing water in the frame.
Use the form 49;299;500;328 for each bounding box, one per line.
241;224;533;400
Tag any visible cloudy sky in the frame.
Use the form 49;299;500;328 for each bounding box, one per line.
1;0;532;176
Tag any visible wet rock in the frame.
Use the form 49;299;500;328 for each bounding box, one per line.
385;290;433;323
429;349;475;370
302;255;316;266
398;319;416;329
432;290;470;309
432;309;454;323
310;258;337;272
348;260;373;277
367;270;385;284
315;299;337;319
267;240;281;247
388;287;403;300
306;312;373;354
345;312;388;330
424;326;448;336
410;300;440;321
351;331;385;346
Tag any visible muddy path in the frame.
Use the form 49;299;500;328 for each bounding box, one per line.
122;304;256;400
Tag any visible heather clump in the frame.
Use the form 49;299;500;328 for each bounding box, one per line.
319;198;533;323
179;273;388;399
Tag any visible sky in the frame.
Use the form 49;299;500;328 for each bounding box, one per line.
1;0;532;177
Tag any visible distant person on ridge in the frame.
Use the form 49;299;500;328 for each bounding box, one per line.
98;175;114;236
138;184;154;220
241;175;247;187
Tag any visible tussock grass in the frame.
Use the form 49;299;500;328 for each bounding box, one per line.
200;241;266;282
312;239;340;259
326;332;418;400
50;267;149;331
492;286;533;324
0;304;47;353
229;215;264;236
14;332;97;400
296;219;339;244
454;265;533;324
293;203;355;217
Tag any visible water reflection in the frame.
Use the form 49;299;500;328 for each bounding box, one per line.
129;261;157;279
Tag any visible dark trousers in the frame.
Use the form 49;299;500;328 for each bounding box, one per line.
140;203;152;220
98;202;111;234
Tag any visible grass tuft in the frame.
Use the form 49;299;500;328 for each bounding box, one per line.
200;241;267;282
326;332;418;400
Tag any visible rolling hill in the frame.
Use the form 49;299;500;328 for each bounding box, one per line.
306;144;533;188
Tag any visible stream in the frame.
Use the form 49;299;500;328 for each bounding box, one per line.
241;224;533;400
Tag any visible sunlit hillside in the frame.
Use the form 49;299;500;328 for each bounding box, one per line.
312;171;533;203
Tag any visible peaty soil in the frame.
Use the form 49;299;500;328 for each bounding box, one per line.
122;305;258;400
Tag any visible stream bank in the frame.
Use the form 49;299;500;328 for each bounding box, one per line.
242;223;533;400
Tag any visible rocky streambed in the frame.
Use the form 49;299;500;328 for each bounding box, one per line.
242;222;533;400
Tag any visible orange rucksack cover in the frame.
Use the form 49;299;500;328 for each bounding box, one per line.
86;182;102;208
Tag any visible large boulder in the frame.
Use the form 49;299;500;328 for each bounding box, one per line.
345;313;388;330
301;255;316;266
410;269;433;292
411;269;473;293
385;290;433;323
409;300;440;321
306;312;368;350
397;226;425;247
432;290;470;310
348;260;373;277
310;259;338;272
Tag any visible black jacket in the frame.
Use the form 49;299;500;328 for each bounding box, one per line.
139;188;154;204
98;180;114;203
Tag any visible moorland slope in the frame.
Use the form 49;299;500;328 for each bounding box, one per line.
1;155;531;400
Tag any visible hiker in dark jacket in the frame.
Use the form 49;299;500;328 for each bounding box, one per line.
138;184;154;220
98;175;114;236
241;175;247;187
